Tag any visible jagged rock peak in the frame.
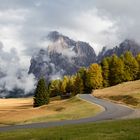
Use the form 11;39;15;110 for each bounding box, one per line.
29;31;96;80
97;39;140;62
47;31;76;46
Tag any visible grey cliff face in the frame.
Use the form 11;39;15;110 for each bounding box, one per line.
29;31;96;80
29;31;140;81
98;39;140;62
2;31;140;98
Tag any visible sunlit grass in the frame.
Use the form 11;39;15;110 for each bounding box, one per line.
0;96;102;125
93;80;140;108
0;119;140;140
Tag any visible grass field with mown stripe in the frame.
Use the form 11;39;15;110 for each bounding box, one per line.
0;119;140;140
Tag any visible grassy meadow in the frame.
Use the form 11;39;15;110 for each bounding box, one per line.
0;119;139;140
93;80;140;108
0;96;102;125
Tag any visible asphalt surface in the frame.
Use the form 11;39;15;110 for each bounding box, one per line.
0;94;134;132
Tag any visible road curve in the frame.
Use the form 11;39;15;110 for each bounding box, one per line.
0;94;134;132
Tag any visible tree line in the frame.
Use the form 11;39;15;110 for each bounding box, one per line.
34;51;140;107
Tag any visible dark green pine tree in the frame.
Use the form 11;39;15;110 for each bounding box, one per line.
109;54;125;86
33;78;49;107
101;58;110;87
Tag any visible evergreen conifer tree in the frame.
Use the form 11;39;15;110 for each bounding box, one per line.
33;78;49;107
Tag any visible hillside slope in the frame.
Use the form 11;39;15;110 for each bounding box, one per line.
93;80;140;108
0;96;101;125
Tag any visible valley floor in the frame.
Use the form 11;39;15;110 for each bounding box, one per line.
0;96;102;125
0;80;140;139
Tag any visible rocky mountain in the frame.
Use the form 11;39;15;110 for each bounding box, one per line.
29;31;140;81
29;31;96;80
2;32;140;98
98;39;140;62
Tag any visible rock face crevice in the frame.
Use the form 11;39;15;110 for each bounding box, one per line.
29;32;140;81
98;39;140;62
29;31;96;80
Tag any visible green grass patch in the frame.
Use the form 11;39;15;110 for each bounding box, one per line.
109;95;139;106
0;119;140;140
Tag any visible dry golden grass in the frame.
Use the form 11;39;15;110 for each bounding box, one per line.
93;80;140;108
0;98;54;125
0;96;101;125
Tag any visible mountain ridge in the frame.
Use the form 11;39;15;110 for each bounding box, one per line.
98;39;140;62
29;31;96;80
1;31;140;97
29;31;140;81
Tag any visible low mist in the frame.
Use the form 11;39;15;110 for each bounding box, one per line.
0;43;36;98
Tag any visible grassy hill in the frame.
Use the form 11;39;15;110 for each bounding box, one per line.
0;119;139;140
0;96;102;125
93;80;140;108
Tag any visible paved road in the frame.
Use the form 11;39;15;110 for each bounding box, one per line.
0;94;134;132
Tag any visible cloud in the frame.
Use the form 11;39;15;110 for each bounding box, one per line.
56;9;118;53
47;38;76;58
0;45;36;97
1;0;140;54
0;0;140;96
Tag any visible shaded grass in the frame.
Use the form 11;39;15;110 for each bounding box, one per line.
109;95;139;106
0;119;140;140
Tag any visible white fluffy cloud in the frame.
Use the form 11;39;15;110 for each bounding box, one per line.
1;0;140;55
0;46;36;95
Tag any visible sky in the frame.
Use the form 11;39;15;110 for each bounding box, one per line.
0;0;140;95
0;0;140;56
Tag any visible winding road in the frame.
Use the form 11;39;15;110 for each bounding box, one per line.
0;94;134;132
